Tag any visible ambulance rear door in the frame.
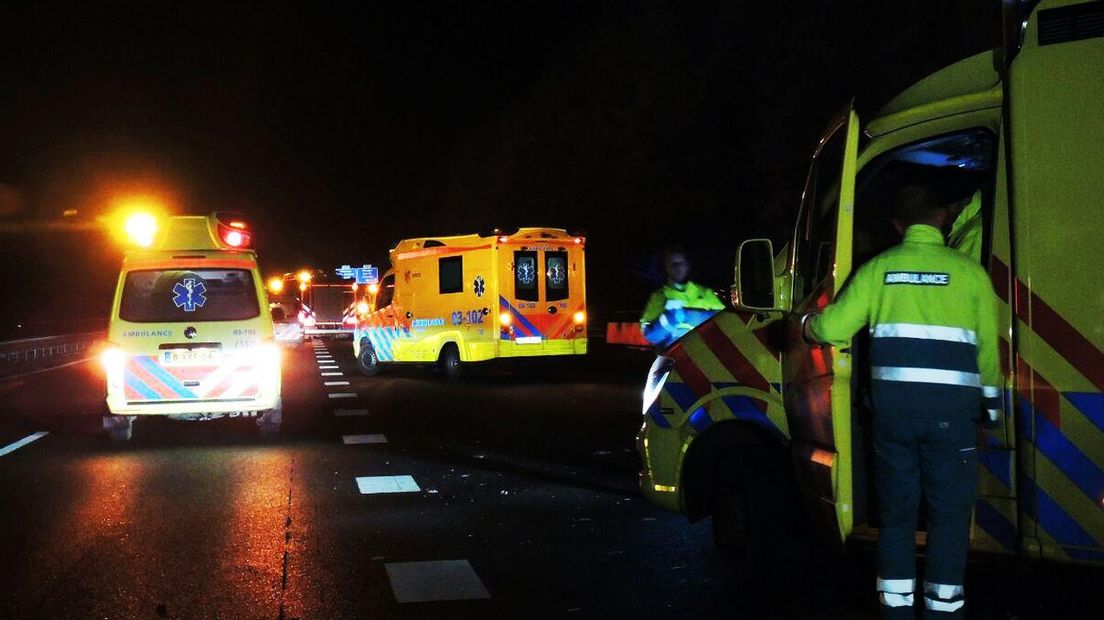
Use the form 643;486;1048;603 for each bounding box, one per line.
498;240;586;355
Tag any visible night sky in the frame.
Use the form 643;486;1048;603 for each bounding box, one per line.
0;1;999;337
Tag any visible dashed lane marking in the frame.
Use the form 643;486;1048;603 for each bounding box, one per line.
328;393;357;399
343;434;387;445
321;372;344;377
356;475;420;494
319;365;340;370
324;381;350;386
385;560;490;603
0;431;49;458
334;408;369;417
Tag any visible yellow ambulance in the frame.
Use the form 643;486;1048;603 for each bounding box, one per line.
353;227;587;379
101;213;282;440
638;0;1104;566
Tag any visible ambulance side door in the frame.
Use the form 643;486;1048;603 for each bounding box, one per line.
782;104;860;545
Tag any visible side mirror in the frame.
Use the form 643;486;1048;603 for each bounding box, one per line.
732;239;779;311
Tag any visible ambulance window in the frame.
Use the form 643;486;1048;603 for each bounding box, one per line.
376;274;395;308
514;251;539;302
439;256;463;294
545;251;569;301
794;130;845;302
852;128;996;268
119;269;260;322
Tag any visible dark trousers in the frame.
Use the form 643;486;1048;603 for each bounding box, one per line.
873;416;979;620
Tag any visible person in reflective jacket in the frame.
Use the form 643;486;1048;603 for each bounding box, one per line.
640;247;725;349
802;185;1002;620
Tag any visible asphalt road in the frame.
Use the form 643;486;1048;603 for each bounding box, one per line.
0;339;1098;619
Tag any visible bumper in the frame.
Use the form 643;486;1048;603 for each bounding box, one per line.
105;392;281;416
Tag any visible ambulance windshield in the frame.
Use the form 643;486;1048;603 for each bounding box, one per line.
119;269;260;322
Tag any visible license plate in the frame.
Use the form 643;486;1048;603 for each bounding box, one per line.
161;348;222;367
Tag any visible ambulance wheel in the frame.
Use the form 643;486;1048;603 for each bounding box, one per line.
103;415;134;442
258;402;283;437
711;446;793;570
440;344;463;381
358;341;380;377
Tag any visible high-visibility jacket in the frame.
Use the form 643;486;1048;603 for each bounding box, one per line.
808;224;1001;422
640;281;725;325
948;190;983;263
640;281;725;348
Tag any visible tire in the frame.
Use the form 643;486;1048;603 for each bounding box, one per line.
258;402;283;437
357;340;380;376
103;415;134;442
710;445;794;572
440;343;463;381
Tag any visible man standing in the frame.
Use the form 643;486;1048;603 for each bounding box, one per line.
802;185;1001;619
640;247;725;348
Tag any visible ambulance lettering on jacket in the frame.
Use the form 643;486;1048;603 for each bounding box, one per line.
883;271;950;286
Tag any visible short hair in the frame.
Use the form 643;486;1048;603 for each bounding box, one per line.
893;185;945;227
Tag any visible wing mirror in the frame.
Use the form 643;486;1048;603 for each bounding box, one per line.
731;238;786;312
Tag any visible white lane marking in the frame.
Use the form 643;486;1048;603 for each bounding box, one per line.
321;372;344;377
0;431;49;457
328;392;357;399
319;365;339;370
343;434;387;445
385;560;490;603
324;381;350;386
357;475;420;494
334;408;369;417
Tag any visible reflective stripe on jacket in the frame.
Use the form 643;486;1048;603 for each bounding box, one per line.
809;224;1001;420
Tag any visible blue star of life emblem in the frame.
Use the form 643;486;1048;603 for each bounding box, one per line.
172;278;207;312
473;275;486;297
517;260;535;285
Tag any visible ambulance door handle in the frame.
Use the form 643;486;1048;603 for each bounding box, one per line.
405;311;413;319
548;306;558;314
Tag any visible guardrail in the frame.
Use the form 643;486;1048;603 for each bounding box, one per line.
0;331;105;378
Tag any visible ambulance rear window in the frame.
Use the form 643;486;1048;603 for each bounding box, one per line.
514;251;539;302
545;251;569;301
119;269;260;322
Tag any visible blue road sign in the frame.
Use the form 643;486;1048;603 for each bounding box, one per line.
336;264;378;285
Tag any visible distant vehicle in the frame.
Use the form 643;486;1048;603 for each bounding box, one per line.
638;0;1104;567
354;228;588;379
268;296;303;345
101;213;282;440
295;272;357;339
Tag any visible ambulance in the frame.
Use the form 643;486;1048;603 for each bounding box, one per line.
353;227;587;379
101;213;282;440
638;0;1104;566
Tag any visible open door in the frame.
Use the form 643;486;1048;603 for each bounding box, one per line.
783;104;860;544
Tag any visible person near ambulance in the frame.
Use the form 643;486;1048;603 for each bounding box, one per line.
801;185;1002;619
946;189;983;263
639;247;725;348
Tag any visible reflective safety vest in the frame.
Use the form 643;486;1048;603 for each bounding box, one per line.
949;190;983;263
809;224;1001;422
640;281;725;348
